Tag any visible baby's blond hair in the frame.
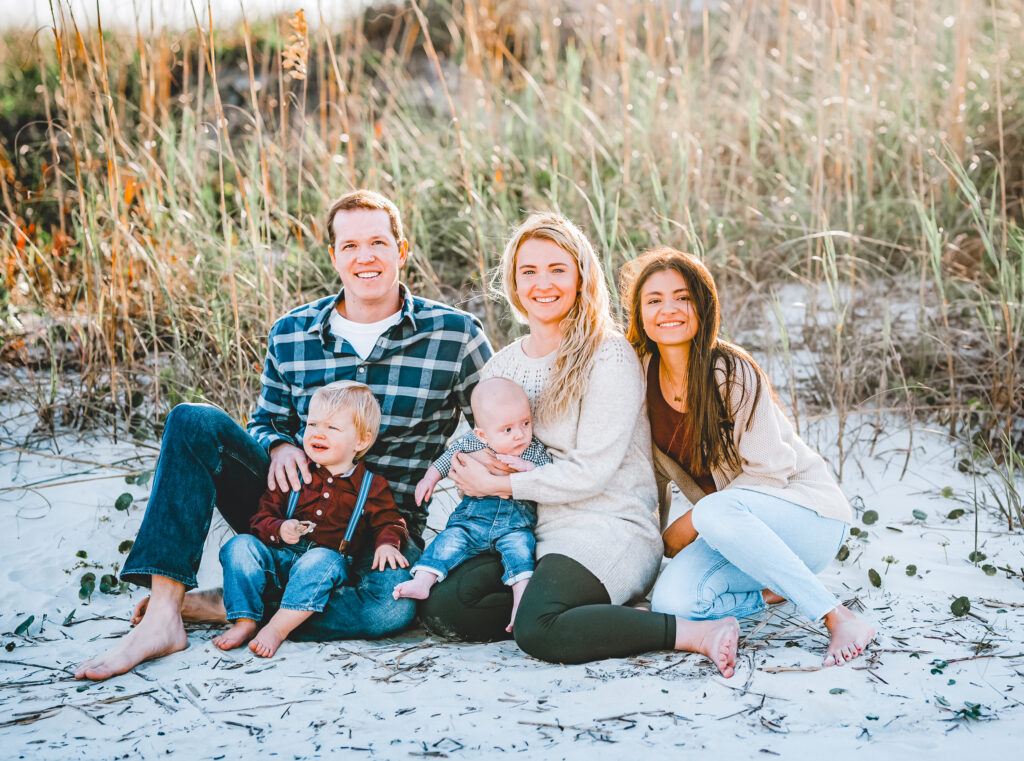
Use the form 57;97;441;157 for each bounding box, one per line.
309;381;381;460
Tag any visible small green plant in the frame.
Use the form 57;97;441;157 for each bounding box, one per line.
950;597;971;617
868;569;882;587
862;510;879;525
905;564;918;576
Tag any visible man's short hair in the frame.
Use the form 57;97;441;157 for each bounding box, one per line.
326;190;405;246
309;380;382;460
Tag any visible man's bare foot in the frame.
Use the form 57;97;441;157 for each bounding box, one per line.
762;589;787;605
131;588;227;626
213;619;258;650
76;600;187;680
393;572;437;601
822;605;876;666
506;579;529;633
675;617;740;678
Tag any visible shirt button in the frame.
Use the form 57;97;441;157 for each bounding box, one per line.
323;492;330;499
357;367;365;374
316;510;323;516
327;477;333;484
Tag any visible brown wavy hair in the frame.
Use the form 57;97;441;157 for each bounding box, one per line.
620;247;764;475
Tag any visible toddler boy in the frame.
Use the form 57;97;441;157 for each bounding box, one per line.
393;377;549;630
215;381;408;657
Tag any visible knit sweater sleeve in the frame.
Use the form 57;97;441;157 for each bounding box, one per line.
510;337;644;504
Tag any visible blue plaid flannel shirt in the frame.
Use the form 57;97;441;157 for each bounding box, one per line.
432;433;552;477
248;285;493;542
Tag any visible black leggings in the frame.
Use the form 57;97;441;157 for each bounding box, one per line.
419;553;677;664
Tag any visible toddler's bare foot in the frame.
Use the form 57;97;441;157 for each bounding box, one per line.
676;617;739;678
762;589;787;605
823;605;876;666
213;619;258;650
392;574;436;601
76;602;187;680
249;623;288;658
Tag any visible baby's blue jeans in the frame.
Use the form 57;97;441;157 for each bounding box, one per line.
651;488;848;622
413;496;536;585
220;534;350;621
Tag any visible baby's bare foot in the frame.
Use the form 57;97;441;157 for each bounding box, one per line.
249;623;288;658
761;589;787;605
393;577;434;601
214;619;258;651
823;606;876;666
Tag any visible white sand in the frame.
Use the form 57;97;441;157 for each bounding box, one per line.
2;403;1021;758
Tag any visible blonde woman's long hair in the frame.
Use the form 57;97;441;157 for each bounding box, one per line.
498;212;616;421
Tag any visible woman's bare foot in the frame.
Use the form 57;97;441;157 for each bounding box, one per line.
213;619;258;650
131;588;227;626
762;589;787;605
675;617;740;678
822;605;876;666
76;597;187;680
393;572;437;601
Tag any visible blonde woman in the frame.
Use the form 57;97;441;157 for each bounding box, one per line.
420;214;740;674
620;248;876;666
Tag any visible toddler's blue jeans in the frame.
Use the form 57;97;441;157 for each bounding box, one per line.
651;488;847;622
413;496;536;585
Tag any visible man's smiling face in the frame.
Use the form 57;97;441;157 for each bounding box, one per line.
329;208;408;317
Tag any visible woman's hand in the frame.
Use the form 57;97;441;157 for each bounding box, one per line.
449;452;513;498
463;447;517;475
662;510;699;557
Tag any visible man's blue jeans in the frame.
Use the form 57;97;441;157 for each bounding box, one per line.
413;495;536;585
120;403;420;640
650;488;847;622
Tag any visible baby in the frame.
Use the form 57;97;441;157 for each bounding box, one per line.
215;380;408;657
393;376;550;630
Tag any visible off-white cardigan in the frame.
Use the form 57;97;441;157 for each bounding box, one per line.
485;336;663;605
643;354;853;531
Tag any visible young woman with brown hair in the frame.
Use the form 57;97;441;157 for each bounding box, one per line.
620;247;876;666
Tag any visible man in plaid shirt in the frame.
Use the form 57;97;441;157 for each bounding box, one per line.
77;190;492;681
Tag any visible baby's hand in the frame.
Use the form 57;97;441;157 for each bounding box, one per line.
415;466;443;506
372;544;409;571
279;519;304;544
495;454;535;472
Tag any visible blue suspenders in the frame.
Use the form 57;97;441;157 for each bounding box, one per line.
285;469;375;556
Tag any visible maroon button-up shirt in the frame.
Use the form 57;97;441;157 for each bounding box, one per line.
250;459;408;553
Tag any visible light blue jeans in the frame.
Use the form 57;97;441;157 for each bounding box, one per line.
651;488;848;622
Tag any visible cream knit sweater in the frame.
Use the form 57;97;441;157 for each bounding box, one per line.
483;335;663;605
643;355;853;530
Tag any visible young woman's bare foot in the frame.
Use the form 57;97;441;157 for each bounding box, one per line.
392;572;437;601
247;609;311;658
762;589;787;605
506;579;529;633
675;617;740;678
822;605;876;666
213;619;258;650
76;598;187;680
131;588;227;626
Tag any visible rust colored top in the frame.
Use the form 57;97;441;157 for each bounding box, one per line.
646;358;717;497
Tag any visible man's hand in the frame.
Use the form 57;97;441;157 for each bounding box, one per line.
268;442;311;492
279;519;304;545
372;544;409;571
415;466;443;506
495;453;535;472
